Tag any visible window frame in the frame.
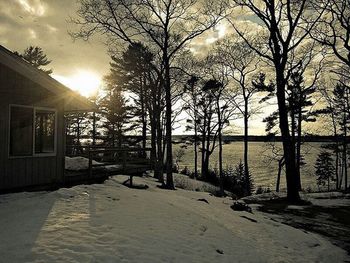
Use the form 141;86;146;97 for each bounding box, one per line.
8;104;58;158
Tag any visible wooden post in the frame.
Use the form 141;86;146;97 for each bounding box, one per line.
130;175;133;187
88;147;92;179
122;150;126;173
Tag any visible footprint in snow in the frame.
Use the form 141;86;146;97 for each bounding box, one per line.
216;249;224;254
240;215;258;223
197;198;209;204
199;225;208;235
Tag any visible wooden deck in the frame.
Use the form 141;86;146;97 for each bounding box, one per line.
64;147;152;187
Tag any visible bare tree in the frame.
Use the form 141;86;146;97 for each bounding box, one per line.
71;0;227;189
229;0;326;201
313;0;350;68
213;35;273;191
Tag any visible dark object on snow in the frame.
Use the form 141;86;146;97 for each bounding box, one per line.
240;215;257;223
231;201;252;213
197;198;209;204
216;249;224;254
122;179;149;189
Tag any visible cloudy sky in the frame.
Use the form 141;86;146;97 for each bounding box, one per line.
0;0;109;94
0;0;272;135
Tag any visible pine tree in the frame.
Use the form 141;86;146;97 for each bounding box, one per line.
100;87;135;148
315;151;335;191
16;46;52;74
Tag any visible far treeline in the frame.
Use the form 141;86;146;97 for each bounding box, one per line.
60;0;350;202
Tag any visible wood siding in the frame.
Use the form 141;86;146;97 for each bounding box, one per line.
0;63;65;191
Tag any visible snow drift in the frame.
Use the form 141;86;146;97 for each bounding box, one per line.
0;175;347;262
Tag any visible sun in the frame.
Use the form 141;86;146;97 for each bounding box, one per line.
53;70;101;97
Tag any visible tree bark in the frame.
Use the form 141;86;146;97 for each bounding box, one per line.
276;70;300;201
276;157;284;192
217;99;224;196
92;111;96;146
296;107;303;190
243;100;249;192
194;114;198;179
343;119;348;191
164;55;174;189
140;83;147;158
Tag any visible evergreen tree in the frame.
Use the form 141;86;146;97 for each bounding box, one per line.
315;151;335;191
16;46;52;74
100;87;135;148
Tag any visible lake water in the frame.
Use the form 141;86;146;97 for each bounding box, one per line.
173;142;328;191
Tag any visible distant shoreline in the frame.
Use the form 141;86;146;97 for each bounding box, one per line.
76;135;343;143
172;135;340;143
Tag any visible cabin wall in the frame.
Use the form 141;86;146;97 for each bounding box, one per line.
0;63;65;191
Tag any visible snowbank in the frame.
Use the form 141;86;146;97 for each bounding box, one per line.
65;156;101;171
173;173;220;194
0;176;348;263
242;191;350;208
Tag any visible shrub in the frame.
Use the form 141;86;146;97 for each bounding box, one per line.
315;151;335;191
198;161;254;198
255;186;271;195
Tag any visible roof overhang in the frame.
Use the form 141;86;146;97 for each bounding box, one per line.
0;45;96;112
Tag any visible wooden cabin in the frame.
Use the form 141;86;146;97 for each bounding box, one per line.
0;45;93;193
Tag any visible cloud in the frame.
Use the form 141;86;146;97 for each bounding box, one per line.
0;0;109;78
17;0;46;16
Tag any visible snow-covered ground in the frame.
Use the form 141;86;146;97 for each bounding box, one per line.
0;176;348;263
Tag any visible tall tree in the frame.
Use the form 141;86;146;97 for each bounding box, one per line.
71;0;227;189
313;0;350;191
331;82;350;191
16;46;52;74
107;43;154;153
230;0;326;201
213;36;273;190
102;71;136;148
183;75;201;178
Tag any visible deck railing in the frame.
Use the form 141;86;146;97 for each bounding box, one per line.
86;147;152;185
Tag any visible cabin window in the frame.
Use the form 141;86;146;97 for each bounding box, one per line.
35;110;56;154
9;105;57;157
9;106;33;156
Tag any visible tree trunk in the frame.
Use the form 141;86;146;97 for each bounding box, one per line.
201;107;208;178
112;124;115;148
217;99;224;196
150;112;157;175
344;123;348;191
156;104;164;185
296;106;303;190
243;101;249;192
204;111;212;179
194;96;198;179
276;70;300;201
92;111;96;146
335;140;339;189
276;157;284;192
194;115;198;179
77;121;81;154
140;86;147;158
164;57;174;189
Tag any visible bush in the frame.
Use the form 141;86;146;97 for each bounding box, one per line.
255;186;271;195
199;167;220;186
198;161;254;198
